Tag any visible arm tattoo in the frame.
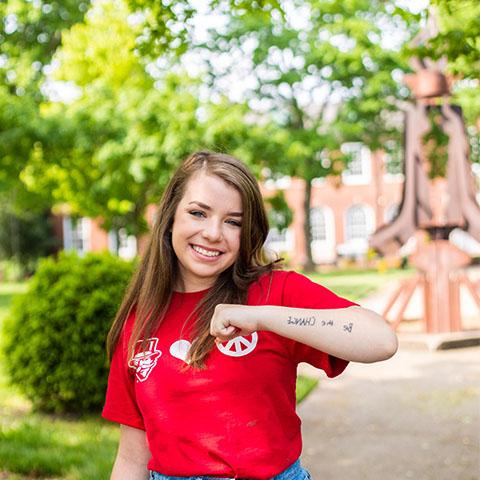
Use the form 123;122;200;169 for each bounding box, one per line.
343;322;354;333
286;317;335;327
287;316;316;326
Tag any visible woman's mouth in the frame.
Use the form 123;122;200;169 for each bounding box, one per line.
190;244;223;259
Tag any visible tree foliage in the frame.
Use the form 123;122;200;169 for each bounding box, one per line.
0;0;90;91
409;2;480;129
0;195;58;275
0;1;90;207
421;0;480;79
124;0;283;58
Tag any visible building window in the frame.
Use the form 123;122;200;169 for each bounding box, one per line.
338;204;375;257
310;206;336;264
345;205;368;241
384;140;403;176
108;228;138;259
267;227;287;244
344;152;363;176
265;227;293;257
341;143;371;185
62;217;90;255
118;228;137;260
310;207;326;241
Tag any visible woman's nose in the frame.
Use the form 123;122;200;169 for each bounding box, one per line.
202;220;223;241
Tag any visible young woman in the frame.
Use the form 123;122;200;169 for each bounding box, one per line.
103;151;398;480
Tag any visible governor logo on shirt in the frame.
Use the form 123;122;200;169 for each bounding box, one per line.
128;338;162;382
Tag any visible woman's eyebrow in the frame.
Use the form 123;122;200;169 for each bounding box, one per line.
188;201;243;217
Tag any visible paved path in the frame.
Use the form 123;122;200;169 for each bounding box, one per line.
298;345;480;480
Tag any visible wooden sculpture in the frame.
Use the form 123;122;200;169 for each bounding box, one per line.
369;14;480;333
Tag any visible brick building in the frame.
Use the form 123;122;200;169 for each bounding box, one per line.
263;145;404;266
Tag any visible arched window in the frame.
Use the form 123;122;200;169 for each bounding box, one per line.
310;206;336;264
310;207;326;241
345;205;368;241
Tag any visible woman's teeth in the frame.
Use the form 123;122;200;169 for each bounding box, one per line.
191;245;221;257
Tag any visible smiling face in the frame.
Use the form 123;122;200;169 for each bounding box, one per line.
171;171;243;292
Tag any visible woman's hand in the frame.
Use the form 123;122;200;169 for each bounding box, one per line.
210;304;259;342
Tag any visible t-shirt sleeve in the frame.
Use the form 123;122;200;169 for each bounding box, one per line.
102;314;145;430
281;270;358;377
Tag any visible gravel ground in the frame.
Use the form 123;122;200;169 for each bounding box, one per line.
298;345;480;480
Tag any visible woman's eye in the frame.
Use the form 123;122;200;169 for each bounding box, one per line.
226;219;242;227
189;210;205;218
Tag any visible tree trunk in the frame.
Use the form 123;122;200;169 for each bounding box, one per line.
302;177;316;272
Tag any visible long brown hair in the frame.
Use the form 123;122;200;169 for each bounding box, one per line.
107;151;279;368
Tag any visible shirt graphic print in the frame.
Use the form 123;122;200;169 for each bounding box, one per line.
128;338;162;382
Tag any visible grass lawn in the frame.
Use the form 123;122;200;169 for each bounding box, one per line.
0;269;407;478
307;268;413;302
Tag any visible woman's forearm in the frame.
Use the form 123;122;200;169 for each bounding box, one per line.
211;305;398;363
110;454;149;480
259;305;397;363
110;425;150;480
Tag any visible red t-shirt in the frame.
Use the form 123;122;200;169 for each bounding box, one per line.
102;270;355;478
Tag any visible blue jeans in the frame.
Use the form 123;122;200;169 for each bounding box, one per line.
149;459;312;480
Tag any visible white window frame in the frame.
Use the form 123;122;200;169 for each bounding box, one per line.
265;227;294;256
62;216;91;256
341;142;372;185
118;228;137;260
338;204;375;257
383;141;405;183
310;206;336;264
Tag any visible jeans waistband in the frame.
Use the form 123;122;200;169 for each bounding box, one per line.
149;459;306;480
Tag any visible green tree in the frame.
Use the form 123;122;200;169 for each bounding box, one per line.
432;1;480;141
422;0;480;80
410;2;479;160
0;195;58;276
124;0;283;58
0;0;90;206
0;0;90;92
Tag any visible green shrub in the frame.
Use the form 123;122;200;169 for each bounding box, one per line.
1;251;134;414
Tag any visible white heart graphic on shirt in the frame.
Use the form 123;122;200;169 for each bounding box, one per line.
169;339;191;364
